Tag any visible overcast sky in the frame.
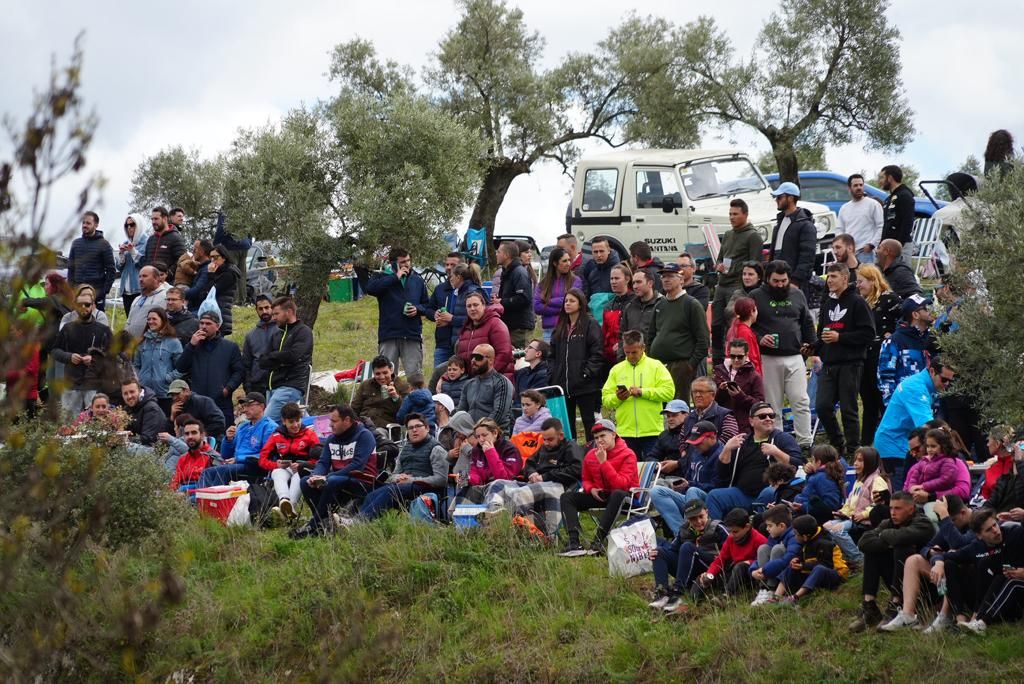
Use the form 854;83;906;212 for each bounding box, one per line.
2;0;1022;253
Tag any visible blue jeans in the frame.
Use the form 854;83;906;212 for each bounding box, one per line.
542;328;552;343
705;487;755;520
780;564;843;593
433;345;454;370
360;482;424;519
266;386;304;423
650;485;708;536
824;518;864;564
199;462;249;487
300;473;373;528
652;540;715;592
624;436;659;460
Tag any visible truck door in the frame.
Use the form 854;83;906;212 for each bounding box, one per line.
631;166;686;261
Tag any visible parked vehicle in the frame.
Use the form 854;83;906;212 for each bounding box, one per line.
568;149;837;263
765;171;946;219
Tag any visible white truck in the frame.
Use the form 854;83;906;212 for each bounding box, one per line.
567;149;836;263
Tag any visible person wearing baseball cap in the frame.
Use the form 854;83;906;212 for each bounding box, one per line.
648;497;729;612
644;399;690;464
559;419;640;557
647;261;709;402
768;181;817;290
175;306;244;424
877;293;937;405
167;379;226;441
432;393;455;428
649;420;725;536
197;389;277;488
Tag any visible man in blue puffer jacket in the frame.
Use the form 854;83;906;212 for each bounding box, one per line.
877;295;939;404
359;247;430;377
68;211;117;310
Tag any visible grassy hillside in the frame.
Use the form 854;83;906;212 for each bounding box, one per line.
113;513;1024;682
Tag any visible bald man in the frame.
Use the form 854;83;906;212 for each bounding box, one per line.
457;343;515;433
875;239;923;300
125;265;173;337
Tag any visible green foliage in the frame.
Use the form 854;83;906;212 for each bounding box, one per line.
671;0;915;181
756;145;829;175
935;164;1024;424
128;146;226;241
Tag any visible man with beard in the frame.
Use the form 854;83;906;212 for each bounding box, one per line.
875;239;923;300
121;378;169;448
768;183;817;295
67;211;116;311
165;286;198;348
749;261;816;449
879;165;916;253
619;270;663;361
169;416;216;491
241;295;279;397
175;311;244;423
51;288;113;415
877;294;938;405
457;344;514;434
259;296;314;423
837;174;883;264
168;379;226;441
830;234;860;281
142;206;186;281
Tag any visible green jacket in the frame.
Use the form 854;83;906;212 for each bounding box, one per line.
648;293;709;367
717;224;764;288
601;354;676;438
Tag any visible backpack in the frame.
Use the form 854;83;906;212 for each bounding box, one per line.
247;479;279;528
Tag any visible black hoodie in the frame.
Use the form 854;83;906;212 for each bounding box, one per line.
521;438;583;486
126;387;170;446
50;318;113;390
814;286;876;365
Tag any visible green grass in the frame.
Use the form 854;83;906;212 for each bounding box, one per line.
99;513;1024;682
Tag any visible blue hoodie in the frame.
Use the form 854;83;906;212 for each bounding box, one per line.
680;441;723;493
752;526;802;579
221;415;277;462
396;388;437;427
795;470;844;512
877;323;937;404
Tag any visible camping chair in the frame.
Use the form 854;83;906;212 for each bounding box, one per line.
587;460;662;530
303;363;314;407
910;217;942;278
534;385;573;440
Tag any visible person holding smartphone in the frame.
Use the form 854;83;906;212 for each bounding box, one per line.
258;402;322;521
713;339;764;434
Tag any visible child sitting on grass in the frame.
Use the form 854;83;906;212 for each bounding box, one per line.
397;373;437;427
649;499;728;613
792;445;845;524
692;508;767;603
767;514;848;605
749;504;801;605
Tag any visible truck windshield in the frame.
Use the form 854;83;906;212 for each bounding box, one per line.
581;168;618;212
679;158;765;200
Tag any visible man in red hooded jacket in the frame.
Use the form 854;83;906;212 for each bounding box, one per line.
559;419;639;557
170;417;215;491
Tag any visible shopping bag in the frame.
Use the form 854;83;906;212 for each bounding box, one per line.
198;285;220;320
607;517;656;577
226;491;252;527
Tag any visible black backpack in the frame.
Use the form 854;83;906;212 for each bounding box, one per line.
247;479;279;528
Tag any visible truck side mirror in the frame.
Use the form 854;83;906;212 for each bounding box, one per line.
661;195;677;213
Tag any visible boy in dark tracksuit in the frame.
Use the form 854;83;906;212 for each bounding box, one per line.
648;500;727;613
772;515;848;604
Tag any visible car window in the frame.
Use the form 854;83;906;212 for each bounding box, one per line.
635;169;683;211
679;158;765;200
581;169;618;212
800;178;849;203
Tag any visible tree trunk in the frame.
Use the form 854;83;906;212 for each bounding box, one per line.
294;274;327;330
468;159;530;268
772;138;800;185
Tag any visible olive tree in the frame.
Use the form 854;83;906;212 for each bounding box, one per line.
673;0;915;183
128;145;226;241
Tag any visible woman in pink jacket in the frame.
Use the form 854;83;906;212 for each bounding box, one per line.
904;428;971;502
456;292;514;381
448;417;522;512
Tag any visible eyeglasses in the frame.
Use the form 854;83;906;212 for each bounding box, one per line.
938;374;955;385
729;354;746;360
407;423;427;431
754;412;776;420
471;353;489;361
124;221;136;228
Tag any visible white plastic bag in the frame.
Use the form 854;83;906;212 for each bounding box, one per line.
607;517;656;577
198;285;219;320
226;492;251;527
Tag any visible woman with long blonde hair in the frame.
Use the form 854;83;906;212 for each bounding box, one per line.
855;264;902;445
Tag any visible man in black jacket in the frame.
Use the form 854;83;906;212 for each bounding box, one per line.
493;241;535;349
68;211;116;311
875;239;923;300
849;491;935;631
175;311;244;424
260;296;314;423
768;183;817;293
143;206;187;280
483;417;583;537
51;288;113;415
122;378;169;448
515;339;550;396
240;295;276;396
813;263;876;455
168;379;226;440
165;286;199;348
879;165;916;249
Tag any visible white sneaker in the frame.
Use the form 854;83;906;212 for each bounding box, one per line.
923;613;954;634
750;589;774;606
959;618;987;634
279;497;295;519
880;611;920;631
648;591;671;610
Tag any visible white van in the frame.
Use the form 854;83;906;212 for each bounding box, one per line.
567;149;836;262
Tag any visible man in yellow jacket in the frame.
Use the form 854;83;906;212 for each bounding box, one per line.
601;329;676;459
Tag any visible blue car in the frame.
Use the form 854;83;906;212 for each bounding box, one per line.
766;171;945;218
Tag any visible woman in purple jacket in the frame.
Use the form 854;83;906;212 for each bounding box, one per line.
534;247;582;342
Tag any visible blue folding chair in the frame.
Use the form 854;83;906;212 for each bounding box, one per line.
462;227;488;268
535;385;573;440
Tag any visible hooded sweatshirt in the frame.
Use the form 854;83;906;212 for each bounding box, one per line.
814;286;875;365
877;323;938;404
717;224;764;288
116;212;150;296
749;284;816;357
468;437;523;485
125;387;169;446
311;422;378;484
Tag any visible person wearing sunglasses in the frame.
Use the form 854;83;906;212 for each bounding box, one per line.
873;359;956;483
704;401;803;521
50;288;113;415
713;339;765;434
116;212;149;313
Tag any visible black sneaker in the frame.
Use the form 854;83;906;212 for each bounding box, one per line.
883;598;901;621
648;587;672;610
288;521;316;540
586;539;606;557
559;541;587;558
848;600;883;632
